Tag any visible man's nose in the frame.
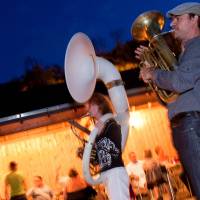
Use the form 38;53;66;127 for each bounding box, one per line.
170;19;176;28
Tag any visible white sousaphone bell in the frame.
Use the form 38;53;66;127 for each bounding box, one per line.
64;32;130;185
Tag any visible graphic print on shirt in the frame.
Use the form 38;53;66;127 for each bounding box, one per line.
96;137;120;169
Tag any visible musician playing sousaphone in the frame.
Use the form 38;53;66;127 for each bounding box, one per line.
134;2;200;198
84;93;130;200
64;32;130;199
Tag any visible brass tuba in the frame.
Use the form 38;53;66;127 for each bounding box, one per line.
131;11;181;104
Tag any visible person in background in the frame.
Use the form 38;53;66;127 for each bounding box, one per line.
143;149;163;200
154;146;170;167
55;166;70;196
135;2;200;197
26;176;53;200
4;161;27;200
63;168;87;196
63;168;96;200
126;151;147;198
85;92;130;200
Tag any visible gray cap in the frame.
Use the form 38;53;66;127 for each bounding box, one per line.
167;2;200;18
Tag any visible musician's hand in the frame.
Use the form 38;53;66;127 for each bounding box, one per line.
90;148;98;166
134;45;148;60
140;66;155;83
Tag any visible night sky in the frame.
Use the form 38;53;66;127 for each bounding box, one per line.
0;0;190;83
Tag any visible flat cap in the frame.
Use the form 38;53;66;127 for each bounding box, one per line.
167;2;200;17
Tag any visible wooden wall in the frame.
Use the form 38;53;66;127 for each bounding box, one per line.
123;103;177;160
0;102;177;196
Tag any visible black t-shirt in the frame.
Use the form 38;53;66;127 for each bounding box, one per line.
95;118;124;172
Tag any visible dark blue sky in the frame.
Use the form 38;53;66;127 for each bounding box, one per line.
0;0;189;83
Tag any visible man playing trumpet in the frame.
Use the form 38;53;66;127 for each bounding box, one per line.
135;2;200;198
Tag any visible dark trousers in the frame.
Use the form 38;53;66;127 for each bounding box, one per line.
11;194;27;200
171;111;200;198
179;171;195;195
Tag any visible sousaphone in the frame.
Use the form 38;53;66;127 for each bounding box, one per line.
64;32;130;185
